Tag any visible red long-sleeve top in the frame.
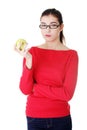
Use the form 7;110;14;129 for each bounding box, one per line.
19;47;78;118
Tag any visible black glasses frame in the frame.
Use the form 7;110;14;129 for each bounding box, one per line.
39;24;60;29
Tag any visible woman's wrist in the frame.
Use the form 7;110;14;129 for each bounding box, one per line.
25;57;32;69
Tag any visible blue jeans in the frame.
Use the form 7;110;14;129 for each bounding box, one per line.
26;115;72;130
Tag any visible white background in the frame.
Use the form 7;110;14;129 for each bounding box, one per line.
0;0;87;130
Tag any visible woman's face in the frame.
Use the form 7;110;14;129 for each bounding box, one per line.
40;14;63;43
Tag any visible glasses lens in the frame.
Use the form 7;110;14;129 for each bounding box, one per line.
39;24;60;29
50;25;59;29
39;25;47;29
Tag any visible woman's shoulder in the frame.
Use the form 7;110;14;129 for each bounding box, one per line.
31;44;70;50
35;44;70;50
34;44;47;49
28;44;78;54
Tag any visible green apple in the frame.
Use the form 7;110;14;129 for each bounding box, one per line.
16;39;28;51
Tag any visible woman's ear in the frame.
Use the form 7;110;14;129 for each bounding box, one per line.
59;24;64;32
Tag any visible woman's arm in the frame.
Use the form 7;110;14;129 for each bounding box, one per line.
19;48;34;95
34;51;79;101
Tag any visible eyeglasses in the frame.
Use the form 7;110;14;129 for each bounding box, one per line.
39;24;60;29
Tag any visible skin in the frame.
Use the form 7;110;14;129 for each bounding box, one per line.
38;14;69;50
15;14;70;69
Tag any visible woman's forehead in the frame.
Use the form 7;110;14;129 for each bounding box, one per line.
40;15;58;23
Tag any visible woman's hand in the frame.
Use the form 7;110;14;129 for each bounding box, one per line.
25;51;32;69
14;45;32;69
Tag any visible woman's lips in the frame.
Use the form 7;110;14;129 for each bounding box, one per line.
45;34;51;37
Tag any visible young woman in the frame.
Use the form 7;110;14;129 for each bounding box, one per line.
17;8;78;130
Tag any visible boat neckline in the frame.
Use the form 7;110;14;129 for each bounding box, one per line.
33;46;74;52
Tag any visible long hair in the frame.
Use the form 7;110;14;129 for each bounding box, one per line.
40;8;65;44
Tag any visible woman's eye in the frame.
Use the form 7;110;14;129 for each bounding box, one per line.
51;24;57;27
39;24;47;29
41;25;47;27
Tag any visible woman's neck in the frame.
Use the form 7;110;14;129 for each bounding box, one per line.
45;41;62;50
38;39;69;50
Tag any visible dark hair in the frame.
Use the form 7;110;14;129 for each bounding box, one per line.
40;8;65;44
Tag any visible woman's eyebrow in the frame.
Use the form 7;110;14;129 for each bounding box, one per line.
40;22;58;24
50;22;58;24
40;22;46;24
